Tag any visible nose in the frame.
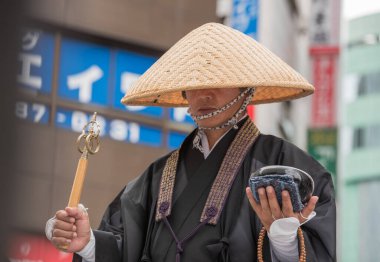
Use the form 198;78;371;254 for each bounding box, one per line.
188;89;214;101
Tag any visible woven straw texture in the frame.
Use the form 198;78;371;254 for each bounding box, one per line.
121;23;314;107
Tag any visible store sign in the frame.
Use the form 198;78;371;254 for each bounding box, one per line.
16;29;193;148
113;50;162;117
310;47;339;127
17;30;54;93
15;101;50;124
309;0;340;46
9;234;72;262
309;0;340;128
231;0;259;39
307;128;337;182
58;38;163;118
58;38;111;106
55;108;162;147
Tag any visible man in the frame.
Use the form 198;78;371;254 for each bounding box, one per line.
46;23;336;261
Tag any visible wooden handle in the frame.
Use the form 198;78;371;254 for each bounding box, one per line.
67;155;88;207
59;154;88;251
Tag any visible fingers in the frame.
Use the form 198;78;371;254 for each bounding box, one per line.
65;207;88;220
281;190;294;217
55;210;75;224
53;228;77;239
53;209;78;239
257;187;271;217
303;196;319;215
55;219;77;232
299;196;319;222
51;217;75;251
51;236;72;248
246;187;261;213
248;184;320;226
52;211;77;243
49;206;92;253
247;186;319;230
246;186;282;218
266;186;282;219
246;187;271;230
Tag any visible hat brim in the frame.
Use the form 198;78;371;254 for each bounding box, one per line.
121;23;314;107
121;82;314;107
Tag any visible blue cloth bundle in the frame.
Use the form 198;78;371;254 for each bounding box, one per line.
249;166;314;212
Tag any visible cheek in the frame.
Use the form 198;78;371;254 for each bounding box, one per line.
217;89;240;100
185;92;197;104
184;91;191;99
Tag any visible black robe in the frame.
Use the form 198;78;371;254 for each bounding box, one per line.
75;123;336;262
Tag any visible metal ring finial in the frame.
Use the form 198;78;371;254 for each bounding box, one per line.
76;112;101;154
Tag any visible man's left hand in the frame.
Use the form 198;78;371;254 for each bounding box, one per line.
246;186;318;231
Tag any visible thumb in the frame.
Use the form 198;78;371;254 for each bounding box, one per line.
299;196;318;222
65;206;88;220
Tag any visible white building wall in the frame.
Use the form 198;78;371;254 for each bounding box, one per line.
255;0;312;149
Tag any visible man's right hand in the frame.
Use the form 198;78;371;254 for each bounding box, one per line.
50;206;91;253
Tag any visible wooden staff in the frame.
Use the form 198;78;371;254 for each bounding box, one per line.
61;112;100;250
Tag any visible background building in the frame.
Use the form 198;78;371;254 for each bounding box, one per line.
338;12;380;262
232;0;314;149
15;0;221;229
11;1;219;260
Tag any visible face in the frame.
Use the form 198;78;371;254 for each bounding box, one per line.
185;88;244;128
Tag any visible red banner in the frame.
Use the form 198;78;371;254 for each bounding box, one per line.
9;234;73;262
310;46;339;127
247;105;255;120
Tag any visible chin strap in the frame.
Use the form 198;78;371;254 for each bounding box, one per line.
190;88;255;131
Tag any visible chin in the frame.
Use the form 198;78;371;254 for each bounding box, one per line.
196;115;233;129
197;122;224;130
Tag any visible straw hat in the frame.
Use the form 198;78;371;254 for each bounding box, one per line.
121;23;314;107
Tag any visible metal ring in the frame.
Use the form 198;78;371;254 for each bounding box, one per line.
299;211;309;220
83;120;101;137
76;133;87;153
272;212;285;221
85;134;100;154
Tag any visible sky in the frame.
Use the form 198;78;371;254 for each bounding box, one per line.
343;0;380;19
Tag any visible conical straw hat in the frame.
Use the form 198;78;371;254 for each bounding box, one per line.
121;23;314;107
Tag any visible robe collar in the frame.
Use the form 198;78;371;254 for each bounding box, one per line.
193;115;249;159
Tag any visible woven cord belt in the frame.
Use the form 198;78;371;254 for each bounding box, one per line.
155;119;260;262
156;119;260;223
257;226;306;262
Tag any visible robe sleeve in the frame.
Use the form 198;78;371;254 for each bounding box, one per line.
94;187;126;261
276;137;337;261
72;188;124;262
72;154;168;262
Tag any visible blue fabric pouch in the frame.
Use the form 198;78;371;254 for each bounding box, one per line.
249;174;304;212
249;166;314;212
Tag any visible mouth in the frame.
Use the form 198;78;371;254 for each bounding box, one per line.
195;107;217;116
